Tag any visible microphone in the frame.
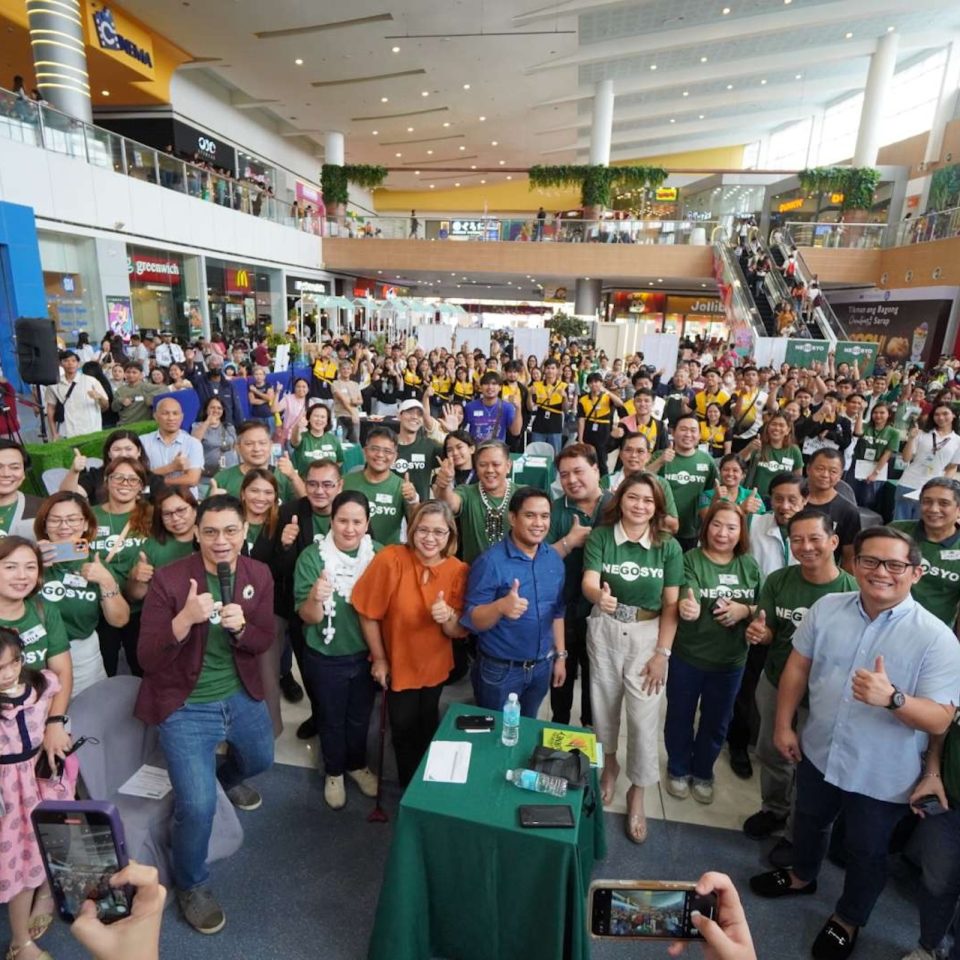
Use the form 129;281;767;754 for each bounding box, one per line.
216;561;237;638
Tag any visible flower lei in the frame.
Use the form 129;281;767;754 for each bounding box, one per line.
317;531;375;645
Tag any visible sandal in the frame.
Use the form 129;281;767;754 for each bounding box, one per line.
8;940;53;960
27;892;54;943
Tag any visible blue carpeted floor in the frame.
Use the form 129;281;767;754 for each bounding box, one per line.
4;760;922;960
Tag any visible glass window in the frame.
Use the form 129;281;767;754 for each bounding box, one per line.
883;50;948;141
768;118;812;169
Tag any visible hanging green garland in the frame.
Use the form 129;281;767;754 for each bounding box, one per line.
321;164;388;207
528;164;668;209
797;166;881;212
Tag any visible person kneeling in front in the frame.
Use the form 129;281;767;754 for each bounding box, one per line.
750;526;960;960
135;493;275;935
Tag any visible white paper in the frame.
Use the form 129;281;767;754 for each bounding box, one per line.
523;456;549;468
423;740;472;783
117;764;172;800
904;487;922;501
855;459;888;482
652;396;666;421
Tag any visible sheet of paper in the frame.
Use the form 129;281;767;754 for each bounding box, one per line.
854;459;888;482
117;764;172;800
423;740;472;784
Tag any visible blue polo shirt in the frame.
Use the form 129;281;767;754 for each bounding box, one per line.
794;591;960;803
462;536;566;662
463;398;517;443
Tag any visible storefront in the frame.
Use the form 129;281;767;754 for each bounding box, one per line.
38;232;101;345
285;276;329;339
206;260;279;340
607;291;728;339
127;246;185;338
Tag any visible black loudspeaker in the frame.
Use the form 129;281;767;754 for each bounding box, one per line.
15;317;61;385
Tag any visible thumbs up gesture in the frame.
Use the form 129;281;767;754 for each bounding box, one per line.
743;487;762;514
280;513;300;547
678;587;701;621
131;550;155;584
597;581;618;615
852;654;896;707
70;447;87;474
208;476;221;496
745;609;771;645
565;514;590;549
431;589;453;625
183;577;215;625
312;570;334;605
80;551;114;589
276;453;296;478
500;579;529;620
713;481;728;502
401;471;418;503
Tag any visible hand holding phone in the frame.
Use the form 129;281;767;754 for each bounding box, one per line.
590;880;717;942
666;872;757;960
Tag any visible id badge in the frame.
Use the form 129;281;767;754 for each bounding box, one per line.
62;572;87;589
591;422;599;433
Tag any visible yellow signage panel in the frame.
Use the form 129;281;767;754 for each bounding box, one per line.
85;1;155;80
778;198;804;213
830;192;845;204
655;187;678;201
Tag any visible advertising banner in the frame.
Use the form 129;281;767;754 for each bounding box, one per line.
834;341;879;372
785;339;831;368
106;296;134;342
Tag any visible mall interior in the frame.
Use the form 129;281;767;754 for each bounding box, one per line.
2;1;960;958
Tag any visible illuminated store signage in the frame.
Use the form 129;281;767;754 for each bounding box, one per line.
127;255;181;285
778;198;804;213
92;5;153;68
655;188;679;201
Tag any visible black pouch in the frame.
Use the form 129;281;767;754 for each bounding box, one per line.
528;746;590;789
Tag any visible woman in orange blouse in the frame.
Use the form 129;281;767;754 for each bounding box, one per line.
353;501;469;786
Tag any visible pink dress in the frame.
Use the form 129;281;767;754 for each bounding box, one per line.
0;670;68;903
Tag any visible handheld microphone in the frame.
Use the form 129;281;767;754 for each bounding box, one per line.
216;561;238;638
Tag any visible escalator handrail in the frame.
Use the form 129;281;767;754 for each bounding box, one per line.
713;242;767;341
774;228;848;342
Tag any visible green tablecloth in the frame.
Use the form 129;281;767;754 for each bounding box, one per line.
368;703;606;960
511;452;556;493
341;442;364;473
24;421;157;496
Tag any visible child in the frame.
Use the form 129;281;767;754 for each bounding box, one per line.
0;627;67;960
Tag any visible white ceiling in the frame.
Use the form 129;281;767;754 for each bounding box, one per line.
119;0;960;192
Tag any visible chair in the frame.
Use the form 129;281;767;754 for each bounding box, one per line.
85;457;103;470
524;441;556;460
42;467;70;494
69;676;243;888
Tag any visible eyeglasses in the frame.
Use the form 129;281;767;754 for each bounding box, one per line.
366;445;395;456
855;555;915;575
47;516;85;528
415;527;451;541
199;526;243;540
109;475;141;486
306;480;339;491
161;506;192;521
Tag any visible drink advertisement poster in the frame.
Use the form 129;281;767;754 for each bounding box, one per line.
106;296;134;342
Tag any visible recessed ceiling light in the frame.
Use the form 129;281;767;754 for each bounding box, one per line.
392;45;400;53
414;169;420;174
294;58;303;65
887;25;895;32
427;149;434;154
670;118;676;123
760;79;767;85
101;89;110;96
421;90;429;97
470;164;477;169
498;159;506;165
372;129;379;135
459;145;466;150
650;64;657;71
795;73;802;79
700;56;708;62
491;140;498;146
844;31;853;39
381;97;389;103
407;126;414;132
429;184;435;189
506;175;512;180
726;83;733;89
722;6;730;12
463;83;471;90
480;179;486;184
699;114;705;119
395;152;402;157
479;115;486;121
784;0;792;4
682;90;689;96
442;121;451;127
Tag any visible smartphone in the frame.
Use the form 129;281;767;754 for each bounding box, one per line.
914;794;948;817
49;540;89;564
270;443;283;466
455;714;495;733
589;881;717;941
519;804;575;829
31;801;133;924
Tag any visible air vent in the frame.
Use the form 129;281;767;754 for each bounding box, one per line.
311;69;425;88
255;13;392;39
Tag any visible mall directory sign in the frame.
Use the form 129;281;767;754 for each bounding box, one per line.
834;341;879;372
785;340;831;368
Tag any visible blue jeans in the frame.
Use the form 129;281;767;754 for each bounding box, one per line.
664;656;744;782
528;432;562;456
916;806;960;957
471;652;552;718
301;648;376;776
894;485;920;521
158;689;274;891
791;756;908;927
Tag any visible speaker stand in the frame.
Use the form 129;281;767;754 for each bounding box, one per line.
33;385;49;445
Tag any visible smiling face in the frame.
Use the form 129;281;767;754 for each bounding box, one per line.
0;545;40;602
807;454;842;494
673;417;700;455
770;482;806;526
160;495;196;538
705;508;741;555
557;455;600;504
197;507;246;571
331;501;369;552
308;404;330;434
788;516;838;571
305;464;342;513
242;477;277;518
620;436;650;476
619;480;656;530
475;446;509;492
509;495;551;549
854;535;922;612
0;448;26;500
920;484;960;535
719;459;744;490
155;399;184;435
445;436;474;470
237;426;272;468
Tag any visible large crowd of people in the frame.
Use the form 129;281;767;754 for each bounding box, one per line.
2;323;960;960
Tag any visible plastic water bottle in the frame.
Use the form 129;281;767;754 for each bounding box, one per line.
335;422;344;441
506;768;568;797
501;693;520;746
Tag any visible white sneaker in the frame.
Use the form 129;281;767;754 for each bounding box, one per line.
900;949;938;960
666;777;690;799
347;767;379;798
324;775;346;809
692;780;715;804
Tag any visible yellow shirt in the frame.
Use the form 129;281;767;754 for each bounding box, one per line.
531;381;567;413
312;358;337;385
700;422;726;450
634;417;661;449
578;392;614;425
404;370;422;391
733;389;762;428
501;383;522;407
454;381;474;402
431;376;453;401
695;389;730;418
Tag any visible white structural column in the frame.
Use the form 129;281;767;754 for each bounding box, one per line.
574;278;602;317
589;80;614;166
920;41;960;209
325;131;345;166
26;0;92;123
853;32;899;167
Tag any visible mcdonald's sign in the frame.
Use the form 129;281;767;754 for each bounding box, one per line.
226;267;253;294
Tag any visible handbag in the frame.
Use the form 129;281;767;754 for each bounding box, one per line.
53;381;77;425
528;746;590;789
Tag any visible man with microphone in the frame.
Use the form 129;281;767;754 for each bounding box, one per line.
135;493;275;936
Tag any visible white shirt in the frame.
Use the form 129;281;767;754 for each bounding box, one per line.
899;430;960;490
748;513;798;578
154;342;185;367
45;372;106;439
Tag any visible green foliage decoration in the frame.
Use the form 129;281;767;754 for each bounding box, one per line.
528;165;668;209
320;164;388;207
546;311;588;339
797;166;881;212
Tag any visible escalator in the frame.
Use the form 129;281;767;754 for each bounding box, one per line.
749;233;827;340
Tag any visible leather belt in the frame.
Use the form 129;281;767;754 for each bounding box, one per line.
479;651;550;670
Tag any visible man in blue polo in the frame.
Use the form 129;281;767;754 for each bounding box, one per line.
462;487;566;717
463;371;524;444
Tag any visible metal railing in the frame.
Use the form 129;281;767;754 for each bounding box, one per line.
774;227;847;343
713;242;767;342
0;86;324;235
893;206;960;246
781;220;887;249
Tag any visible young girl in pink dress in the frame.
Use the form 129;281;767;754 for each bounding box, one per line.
0;628;68;960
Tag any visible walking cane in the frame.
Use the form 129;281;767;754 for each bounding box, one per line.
368;686;389;823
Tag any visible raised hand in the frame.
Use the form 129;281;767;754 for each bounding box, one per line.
280;514;300;547
852;655;895;707
500;579;529;619
679;587;701;621
70;447;87;474
431;589;454;625
312;570;334;605
276;453;297;478
182;578;215;625
745;609;770;645
130;550;154;584
743;488;762;514
401;471;418;503
80;551;114;589
598;581;618;615
565;514;591;550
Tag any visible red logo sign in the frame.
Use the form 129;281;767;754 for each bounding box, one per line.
127;255;181;285
226;268;253;294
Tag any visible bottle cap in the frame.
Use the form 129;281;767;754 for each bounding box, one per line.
505;770;514;782
508;692;518;702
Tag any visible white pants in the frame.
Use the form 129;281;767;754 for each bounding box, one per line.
587;613;664;788
70;632;107;697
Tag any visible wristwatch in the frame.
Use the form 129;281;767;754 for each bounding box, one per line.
45;715;69;726
887;686;906;710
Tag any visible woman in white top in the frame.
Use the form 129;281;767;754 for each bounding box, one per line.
895;402;960;521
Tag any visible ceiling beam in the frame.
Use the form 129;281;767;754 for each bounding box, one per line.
513;0;639;27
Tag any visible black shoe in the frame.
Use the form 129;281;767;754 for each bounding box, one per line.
743;810;788;840
749;869;817;899
729;747;753;780
768;837;795;869
812;919;858;960
296;716;317;740
279;672;304;704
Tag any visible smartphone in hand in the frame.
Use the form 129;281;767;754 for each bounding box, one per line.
589;880;717;940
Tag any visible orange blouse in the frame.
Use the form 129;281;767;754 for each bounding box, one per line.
351;544;468;692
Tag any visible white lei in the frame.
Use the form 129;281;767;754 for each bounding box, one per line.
317;531;375;644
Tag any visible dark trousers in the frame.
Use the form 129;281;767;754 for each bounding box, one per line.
550;615;591;726
387;683;444;787
727;644;768;752
664;656;744;782
288;616;319;724
301;648;376;776
99;610;143;677
916;807;960;957
583;426;611;476
792;757;908;927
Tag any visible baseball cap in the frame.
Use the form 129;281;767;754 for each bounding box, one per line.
399;399;423;414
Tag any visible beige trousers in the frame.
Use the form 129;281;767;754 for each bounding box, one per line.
587;613;664;788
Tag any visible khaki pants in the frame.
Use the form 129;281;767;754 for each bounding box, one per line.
587;614;663;788
755;671;806;828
